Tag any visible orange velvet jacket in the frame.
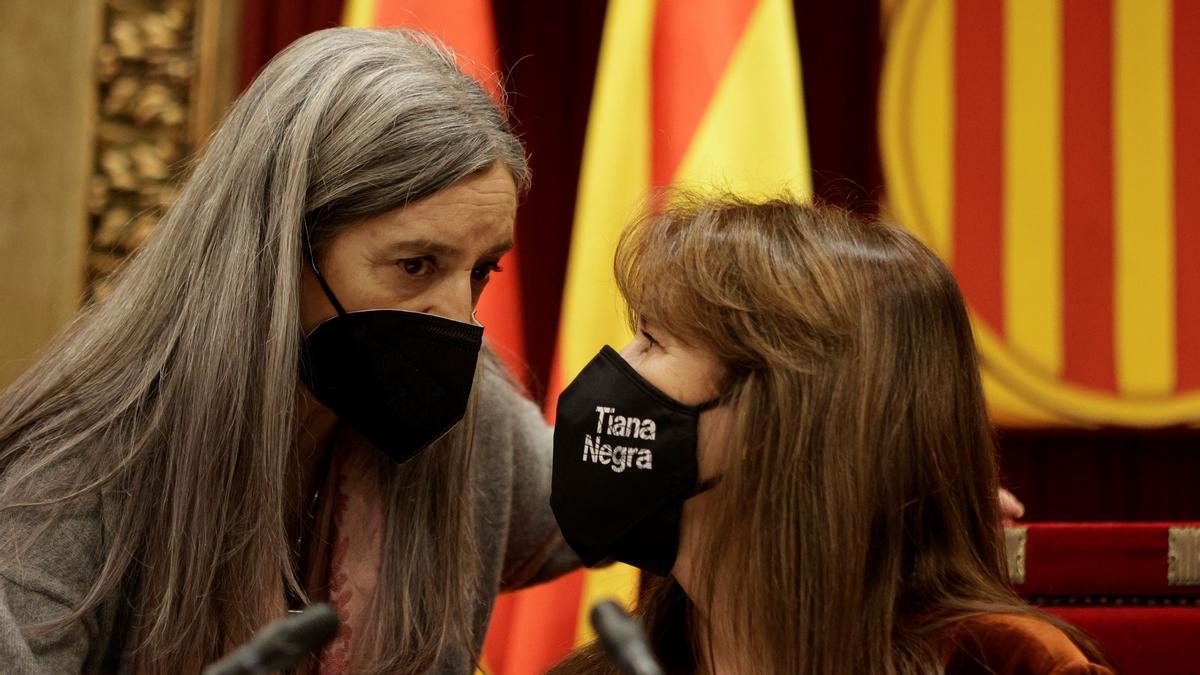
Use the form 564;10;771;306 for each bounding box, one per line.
944;614;1116;674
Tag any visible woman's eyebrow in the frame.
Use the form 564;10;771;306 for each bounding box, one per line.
385;239;514;259
483;240;514;258
386;238;459;257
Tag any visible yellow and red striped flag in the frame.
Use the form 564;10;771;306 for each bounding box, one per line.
344;0;528;380
880;0;1200;426
490;1;811;673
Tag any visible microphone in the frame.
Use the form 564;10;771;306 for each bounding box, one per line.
590;600;664;675
202;603;341;675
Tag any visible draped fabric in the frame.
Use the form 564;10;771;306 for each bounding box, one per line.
238;0;345;88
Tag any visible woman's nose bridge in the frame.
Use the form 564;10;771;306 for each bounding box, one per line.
618;341;642;363
423;271;474;323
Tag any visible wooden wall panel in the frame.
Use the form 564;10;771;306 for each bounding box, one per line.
0;0;100;387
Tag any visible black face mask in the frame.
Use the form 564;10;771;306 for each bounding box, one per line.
550;346;720;576
298;261;483;465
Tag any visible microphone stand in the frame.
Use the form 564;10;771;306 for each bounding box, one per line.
591;599;665;675
202;603;340;675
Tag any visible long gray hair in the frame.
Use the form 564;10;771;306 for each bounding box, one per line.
0;28;527;673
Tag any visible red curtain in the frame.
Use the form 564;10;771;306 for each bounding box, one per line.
238;0;345;88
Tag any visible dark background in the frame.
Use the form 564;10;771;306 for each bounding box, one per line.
237;0;1199;522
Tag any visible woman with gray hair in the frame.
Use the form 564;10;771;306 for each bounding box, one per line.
0;28;574;673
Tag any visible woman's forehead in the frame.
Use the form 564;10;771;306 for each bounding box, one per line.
350;165;517;258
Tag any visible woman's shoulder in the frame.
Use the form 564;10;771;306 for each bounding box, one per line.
944;612;1114;675
0;460;114;598
473;352;551;462
0;458;127;671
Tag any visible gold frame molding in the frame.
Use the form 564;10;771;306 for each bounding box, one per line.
1005;526;1028;585
88;0;239;300
1168;526;1200;587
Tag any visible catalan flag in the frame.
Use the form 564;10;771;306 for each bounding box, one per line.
344;0;528;380
880;0;1200;427
487;1;811;673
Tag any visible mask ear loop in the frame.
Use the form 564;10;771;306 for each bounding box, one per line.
694;395;724;413
692;391;729;495
302;220;348;317
694;475;723;494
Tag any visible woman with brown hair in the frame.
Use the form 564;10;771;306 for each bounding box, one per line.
549;197;1113;674
0;28;573;673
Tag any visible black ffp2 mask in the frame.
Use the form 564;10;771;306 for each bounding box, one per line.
551;346;720;576
299;266;482;465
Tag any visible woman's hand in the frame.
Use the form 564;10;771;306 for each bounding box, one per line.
999;488;1025;526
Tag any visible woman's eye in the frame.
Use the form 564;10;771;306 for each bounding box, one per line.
640;329;660;349
399;258;434;277
472;262;502;283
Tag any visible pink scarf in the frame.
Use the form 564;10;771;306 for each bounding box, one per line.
306;434;386;674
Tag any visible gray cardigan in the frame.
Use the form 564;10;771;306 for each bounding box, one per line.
0;361;577;673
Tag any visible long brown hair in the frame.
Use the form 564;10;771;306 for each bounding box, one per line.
554;196;1103;674
0;28;526;673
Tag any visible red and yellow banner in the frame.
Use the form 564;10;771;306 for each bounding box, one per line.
881;0;1200;426
492;0;811;673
